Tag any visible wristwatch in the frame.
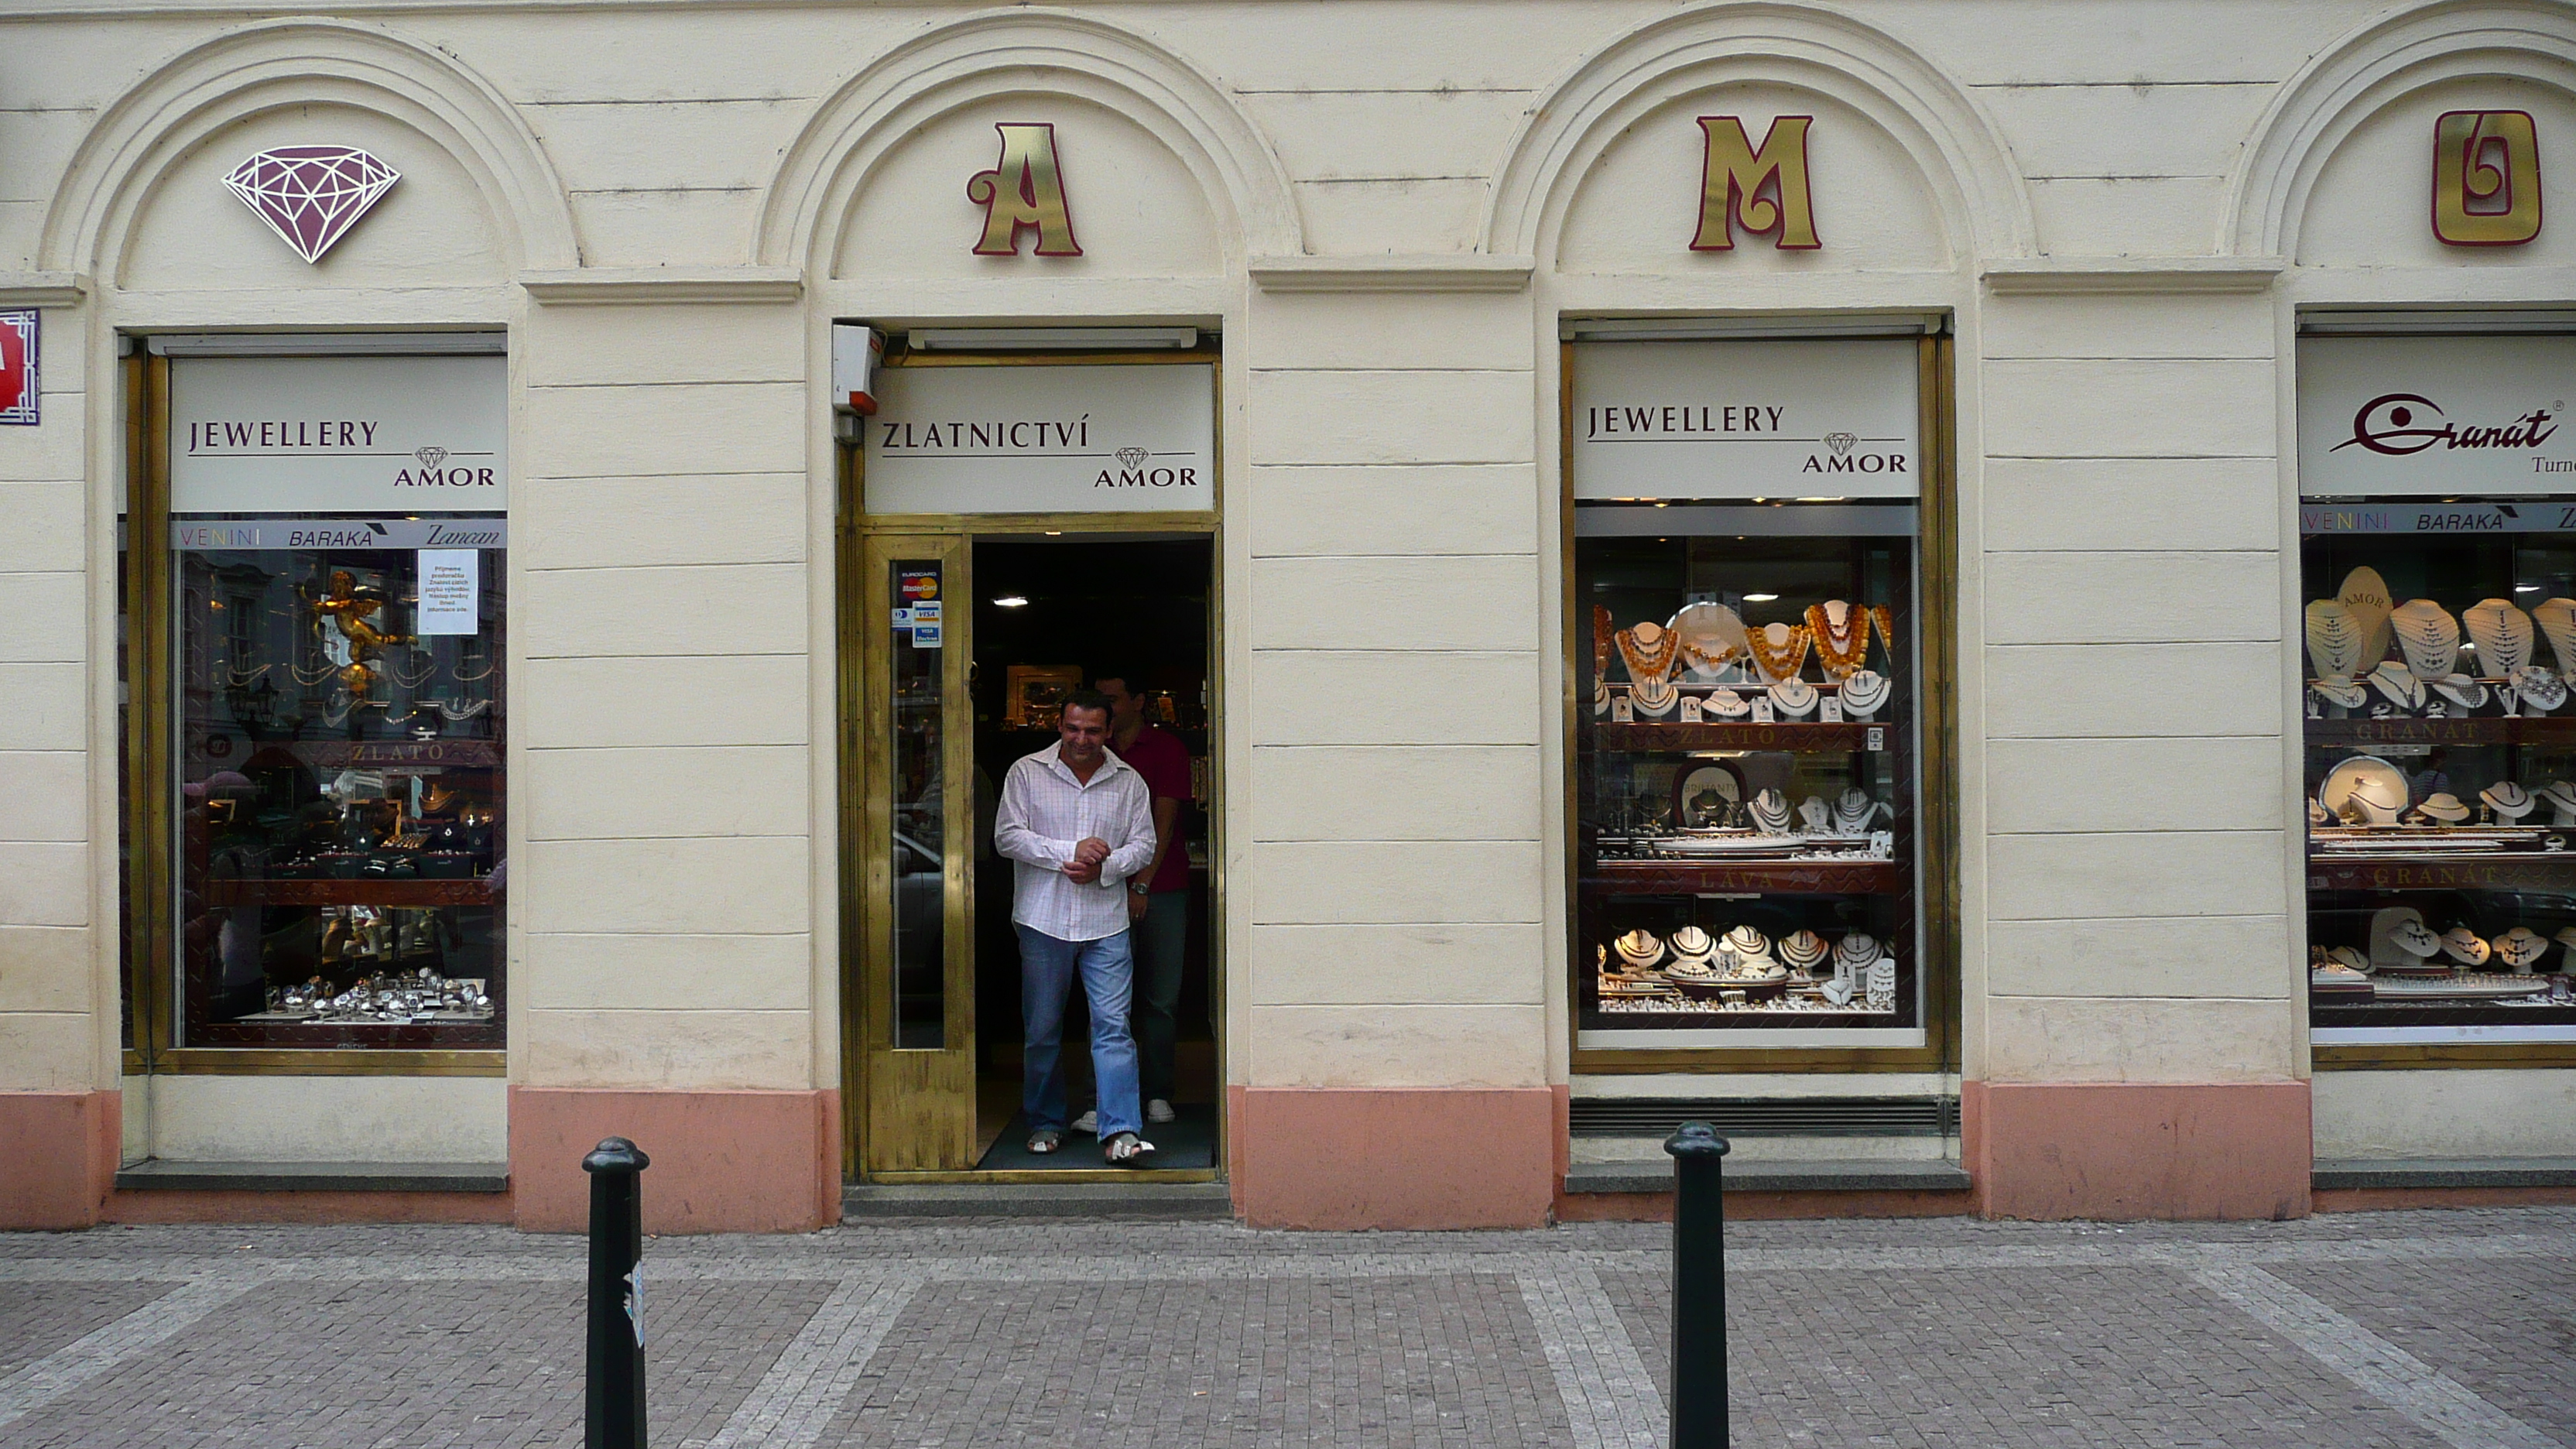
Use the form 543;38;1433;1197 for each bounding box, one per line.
1128;882;1150;897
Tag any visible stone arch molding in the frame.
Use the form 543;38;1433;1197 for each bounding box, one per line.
757;9;1300;270
2228;1;2576;258
1484;2;2033;265
41;17;578;280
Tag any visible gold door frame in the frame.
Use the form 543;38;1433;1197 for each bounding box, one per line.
838;345;1226;1182
1559;331;1962;1076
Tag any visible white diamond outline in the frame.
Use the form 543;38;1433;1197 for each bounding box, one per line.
221;146;401;264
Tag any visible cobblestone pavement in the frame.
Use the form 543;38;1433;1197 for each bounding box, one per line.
2;1208;2572;1448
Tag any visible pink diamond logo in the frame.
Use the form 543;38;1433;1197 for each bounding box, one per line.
222;146;400;263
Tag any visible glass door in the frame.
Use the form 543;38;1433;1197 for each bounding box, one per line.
856;533;977;1170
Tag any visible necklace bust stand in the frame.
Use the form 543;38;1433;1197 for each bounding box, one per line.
2496;926;2550;973
2368;906;2444;973
2438;927;2492;968
2541;780;2576;827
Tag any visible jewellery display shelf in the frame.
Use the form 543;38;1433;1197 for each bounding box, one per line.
173;526;505;1050
1577;528;1919;1033
2302;520;2576;1033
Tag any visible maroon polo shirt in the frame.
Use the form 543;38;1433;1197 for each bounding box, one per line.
1112;723;1192;894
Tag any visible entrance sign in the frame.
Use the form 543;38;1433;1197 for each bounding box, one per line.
2432;111;2542;248
0;310;35;425
864;363;1214;514
2298;335;2576;497
968;123;1083;257
1570;340;1918;499
1690;115;1819;252
169;354;509;512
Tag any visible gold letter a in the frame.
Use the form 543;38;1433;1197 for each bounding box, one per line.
968;123;1084;257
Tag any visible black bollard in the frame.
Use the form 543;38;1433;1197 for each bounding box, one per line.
1664;1121;1731;1449
584;1136;650;1449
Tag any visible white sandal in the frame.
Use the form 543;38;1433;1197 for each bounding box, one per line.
1103;1132;1156;1166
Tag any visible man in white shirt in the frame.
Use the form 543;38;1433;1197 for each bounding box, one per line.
993;691;1160;1164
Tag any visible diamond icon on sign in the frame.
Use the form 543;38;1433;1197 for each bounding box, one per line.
1824;431;1857;457
414;447;448;468
1115;447;1149;469
223;146;400;264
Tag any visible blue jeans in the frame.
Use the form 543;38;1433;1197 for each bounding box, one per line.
1016;924;1142;1139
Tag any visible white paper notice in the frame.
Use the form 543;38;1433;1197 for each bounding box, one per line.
416;550;478;635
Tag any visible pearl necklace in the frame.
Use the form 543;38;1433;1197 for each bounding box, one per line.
1745;622;1811;683
1807;602;1869;680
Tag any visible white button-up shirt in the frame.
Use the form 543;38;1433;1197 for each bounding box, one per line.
993;744;1158;942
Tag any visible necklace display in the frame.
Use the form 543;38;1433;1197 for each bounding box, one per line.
2338;567;2396;670
1838;670;1890;718
2389;598;2461;679
1833;788;1886;834
1703;687;1750;718
1778;930;1827;975
2462;598;2536;680
2513;666;2567;713
1747;789;1793;834
2304;599;2365;682
1744;622;1811;683
2542;780;2576;826
2368;660;2425;712
1616;620;1680;684
1768;678;1818;718
1593;605;1615;686
1667;925;1718;971
1805;601;1869;680
2538;598;2576;676
1613;930;1665;971
1869;605;1898;659
1670;601;1749;677
1593;680;1610;717
2431;673;2488;713
2496;926;2550;971
1795;794;1832;832
1630;677;1679;717
2439;927;2491;968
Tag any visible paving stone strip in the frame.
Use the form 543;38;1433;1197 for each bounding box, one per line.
0;1212;2569;1448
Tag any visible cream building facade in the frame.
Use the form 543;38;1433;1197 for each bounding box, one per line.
5;0;2576;1231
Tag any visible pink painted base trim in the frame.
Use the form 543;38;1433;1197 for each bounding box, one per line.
1228;1086;1557;1230
1554;1189;1971;1223
1965;1081;2312;1221
509;1088;839;1235
104;1190;512;1225
0;1091;118;1229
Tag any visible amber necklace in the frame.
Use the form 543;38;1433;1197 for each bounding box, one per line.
1745;622;1812;683
1807;603;1869;680
1616;621;1680;683
1593;605;1615;681
1869;605;1898;660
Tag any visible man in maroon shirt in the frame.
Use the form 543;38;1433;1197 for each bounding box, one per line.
1098;672;1191;1125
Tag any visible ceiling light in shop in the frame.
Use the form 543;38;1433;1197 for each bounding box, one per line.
2516;584;2541;592
1742;592;1780;602
992;596;1029;608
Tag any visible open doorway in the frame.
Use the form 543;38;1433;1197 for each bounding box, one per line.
967;536;1217;1170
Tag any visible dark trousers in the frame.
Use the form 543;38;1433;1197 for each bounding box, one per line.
1131;891;1189;1101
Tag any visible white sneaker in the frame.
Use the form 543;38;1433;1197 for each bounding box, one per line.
1146;1098;1177;1125
1071;1109;1098;1136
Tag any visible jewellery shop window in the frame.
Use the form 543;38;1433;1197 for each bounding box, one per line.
1571;337;1928;1046
2297;331;2576;1041
153;345;509;1051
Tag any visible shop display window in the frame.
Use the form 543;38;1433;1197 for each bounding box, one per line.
2300;516;2576;1034
173;521;505;1047
2295;328;2576;1046
1577;512;1920;1037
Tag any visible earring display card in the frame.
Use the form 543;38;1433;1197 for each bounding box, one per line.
1575;516;1920;1040
2300;506;2576;1037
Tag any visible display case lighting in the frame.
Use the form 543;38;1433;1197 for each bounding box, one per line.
1742;591;1780;602
993;595;1029;608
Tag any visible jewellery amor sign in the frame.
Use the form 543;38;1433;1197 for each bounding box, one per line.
0;310;36;426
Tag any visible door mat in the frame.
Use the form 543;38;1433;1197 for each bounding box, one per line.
976;1101;1217;1170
